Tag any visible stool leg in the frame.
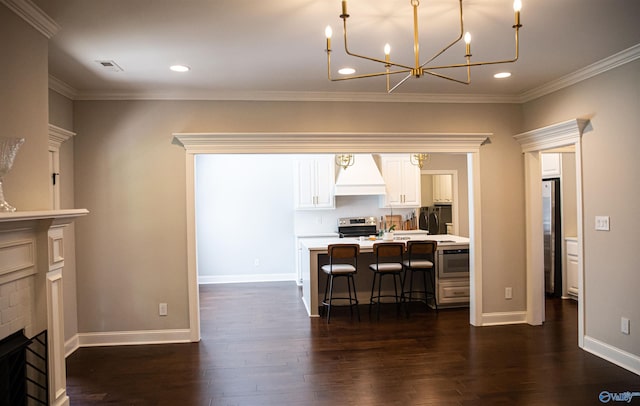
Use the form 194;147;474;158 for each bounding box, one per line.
407;269;415;316
377;273;383;320
327;274;335;323
321;272;330;317
431;269;438;312
349;274;360;321
346;275;354;319
422;270;429;311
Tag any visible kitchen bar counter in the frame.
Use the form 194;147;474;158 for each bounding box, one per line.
300;234;470;317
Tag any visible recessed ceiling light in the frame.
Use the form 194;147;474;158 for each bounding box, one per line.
170;65;190;72
338;67;356;75
494;72;512;79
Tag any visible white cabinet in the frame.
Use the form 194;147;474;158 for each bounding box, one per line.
541;153;561;178
432;174;453;204
380;155;421;208
566;238;578;298
437;279;470;306
293;156;335;210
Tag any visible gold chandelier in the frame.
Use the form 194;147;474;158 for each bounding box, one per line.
324;0;523;93
335;154;354;169
410;153;430;169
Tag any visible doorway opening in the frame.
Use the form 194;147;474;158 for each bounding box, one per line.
513;119;588;347
174;131;489;341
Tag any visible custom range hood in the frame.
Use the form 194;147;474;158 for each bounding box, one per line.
334;154;387;196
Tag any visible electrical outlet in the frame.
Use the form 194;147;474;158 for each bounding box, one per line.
595;216;610;231
621;317;630;335
159;303;168;316
254;259;260;267
505;287;513;300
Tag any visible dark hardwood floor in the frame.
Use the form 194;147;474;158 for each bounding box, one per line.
66;282;639;405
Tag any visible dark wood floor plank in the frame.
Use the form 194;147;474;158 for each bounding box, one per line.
66;282;639;405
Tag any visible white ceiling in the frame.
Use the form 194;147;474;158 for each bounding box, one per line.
34;0;640;101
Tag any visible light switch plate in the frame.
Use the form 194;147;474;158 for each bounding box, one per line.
595;216;610;231
621;317;630;335
159;303;168;316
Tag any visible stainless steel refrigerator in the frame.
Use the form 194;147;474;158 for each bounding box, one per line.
542;179;562;296
418;205;452;235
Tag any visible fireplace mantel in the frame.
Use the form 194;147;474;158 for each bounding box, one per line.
0;208;87;406
0;209;89;224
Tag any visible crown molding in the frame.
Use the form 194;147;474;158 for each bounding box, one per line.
172;132;490;154
513;118;590;153
1;0;59;38
518;43;640;103
71;89;520;104
48;75;78;100
48;124;76;149
48;44;640;104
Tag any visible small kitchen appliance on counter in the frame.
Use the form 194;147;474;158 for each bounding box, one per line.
337;216;378;238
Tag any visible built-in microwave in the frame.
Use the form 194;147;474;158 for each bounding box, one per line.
437;247;470;279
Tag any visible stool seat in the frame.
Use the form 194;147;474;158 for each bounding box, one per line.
322;264;356;274
402;259;433;269
369;263;403;272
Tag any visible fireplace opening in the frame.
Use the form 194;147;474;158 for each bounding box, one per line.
0;330;48;405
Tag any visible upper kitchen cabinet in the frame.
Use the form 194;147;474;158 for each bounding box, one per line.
380;155;421;208
293;155;335;210
541;153;561;178
433;174;453;204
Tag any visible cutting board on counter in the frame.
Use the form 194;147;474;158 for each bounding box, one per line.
385;215;418;230
385;215;403;230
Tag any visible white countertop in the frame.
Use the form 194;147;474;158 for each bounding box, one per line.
300;234;469;251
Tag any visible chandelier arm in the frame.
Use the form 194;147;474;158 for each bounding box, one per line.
423;70;470;85
425;26;520;70
387;72;414;93
420;0;465;68
329;69;413;82
341;16;415;71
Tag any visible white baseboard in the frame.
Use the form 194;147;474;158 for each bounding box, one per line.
481;311;527;326
76;329;192;348
583;335;640;376
198;273;296;284
65;334;79;357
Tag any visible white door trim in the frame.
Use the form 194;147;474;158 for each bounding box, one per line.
174;132;490;340
513;119;589;347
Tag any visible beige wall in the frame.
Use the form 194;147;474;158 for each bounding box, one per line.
72;100;525;332
0;5;50;211
522;60;640;357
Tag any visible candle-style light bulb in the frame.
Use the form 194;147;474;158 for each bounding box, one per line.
513;0;522;27
464;32;471;56
513;0;522;12
325;26;332;50
384;43;391;57
341;0;348;16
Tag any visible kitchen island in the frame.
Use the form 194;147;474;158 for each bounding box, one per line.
300;234;470;317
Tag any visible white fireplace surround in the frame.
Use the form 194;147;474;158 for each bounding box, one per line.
0;209;87;406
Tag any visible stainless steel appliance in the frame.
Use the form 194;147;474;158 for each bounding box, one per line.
543;179;562;296
419;206;452;235
437;247;470;279
337;216;377;238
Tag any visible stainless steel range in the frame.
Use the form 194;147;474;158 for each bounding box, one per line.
337;216;378;238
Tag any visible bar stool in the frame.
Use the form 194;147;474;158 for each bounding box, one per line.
321;244;360;323
368;242;405;320
402;240;438;315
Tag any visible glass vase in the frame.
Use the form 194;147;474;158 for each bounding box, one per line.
0;137;25;212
